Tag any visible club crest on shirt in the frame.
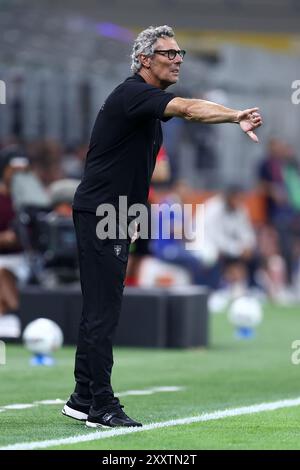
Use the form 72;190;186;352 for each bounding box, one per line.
114;245;122;256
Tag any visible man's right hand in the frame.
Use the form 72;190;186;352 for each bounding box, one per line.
237;108;263;143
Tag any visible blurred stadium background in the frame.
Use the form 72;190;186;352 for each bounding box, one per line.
1;0;300;450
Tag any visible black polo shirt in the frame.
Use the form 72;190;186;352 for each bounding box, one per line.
73;74;175;213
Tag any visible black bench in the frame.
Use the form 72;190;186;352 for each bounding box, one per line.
19;285;209;348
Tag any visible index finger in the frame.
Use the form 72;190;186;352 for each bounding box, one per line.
246;107;260;115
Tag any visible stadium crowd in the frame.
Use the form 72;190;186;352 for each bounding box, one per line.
0;134;300;336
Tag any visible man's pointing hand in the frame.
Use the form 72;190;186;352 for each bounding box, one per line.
237;107;263;143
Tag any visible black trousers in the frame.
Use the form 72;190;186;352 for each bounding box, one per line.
72;210;130;409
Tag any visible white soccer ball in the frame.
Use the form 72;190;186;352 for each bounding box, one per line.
23;318;63;355
228;296;263;328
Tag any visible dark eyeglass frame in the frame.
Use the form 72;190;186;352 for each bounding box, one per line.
153;49;186;60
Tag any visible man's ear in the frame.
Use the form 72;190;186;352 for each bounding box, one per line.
139;54;151;69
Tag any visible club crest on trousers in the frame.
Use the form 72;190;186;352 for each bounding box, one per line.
114;245;122;256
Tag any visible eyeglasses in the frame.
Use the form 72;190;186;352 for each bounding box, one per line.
153;49;186;60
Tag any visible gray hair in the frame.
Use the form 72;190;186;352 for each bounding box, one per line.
131;25;175;74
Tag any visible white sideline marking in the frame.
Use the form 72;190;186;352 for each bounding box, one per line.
34;399;65;405
118;390;153;396
151;386;183;392
0;387;184;413
3;404;35;410
116;387;184;397
2;396;300;450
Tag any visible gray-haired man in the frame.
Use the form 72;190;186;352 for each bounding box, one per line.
62;25;262;428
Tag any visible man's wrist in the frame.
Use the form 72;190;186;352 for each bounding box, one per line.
233;110;241;123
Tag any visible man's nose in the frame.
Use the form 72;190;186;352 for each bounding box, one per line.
175;54;183;64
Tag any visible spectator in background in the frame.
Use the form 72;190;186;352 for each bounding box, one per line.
61;142;88;180
162;117;184;183
256;225;288;302
259;138;293;225
258;138;300;280
149;145;171;187
26;139;63;186
150;180;211;286
192;185;257;292
161;88;188;183
0;146;30;337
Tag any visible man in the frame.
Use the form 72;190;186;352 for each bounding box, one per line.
0;146;30;337
62;25;262;428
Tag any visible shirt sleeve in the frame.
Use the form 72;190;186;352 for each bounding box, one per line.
123;81;175;121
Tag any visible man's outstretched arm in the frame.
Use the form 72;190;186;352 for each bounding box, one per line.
164;97;263;143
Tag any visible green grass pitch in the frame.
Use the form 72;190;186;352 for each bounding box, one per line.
1;303;300;450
